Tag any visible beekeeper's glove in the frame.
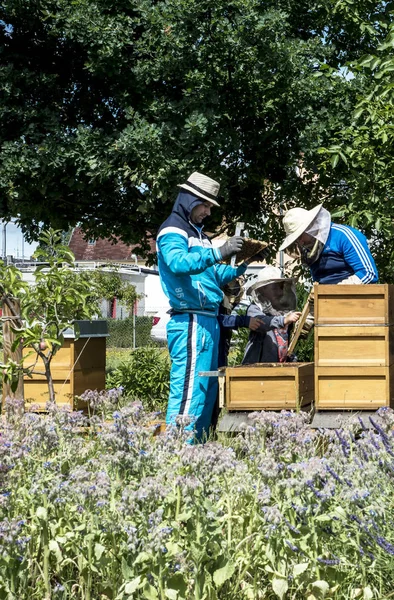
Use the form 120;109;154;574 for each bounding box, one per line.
219;236;244;261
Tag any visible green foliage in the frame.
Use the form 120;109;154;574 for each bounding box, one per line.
315;1;394;281
0;229;100;399
228;316;250;367
81;269;139;313
0;0;355;249
106;348;132;372
107;317;154;348
106;347;170;411
0;229;138;401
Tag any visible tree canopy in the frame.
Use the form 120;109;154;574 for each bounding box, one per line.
0;0;392;263
312;0;394;280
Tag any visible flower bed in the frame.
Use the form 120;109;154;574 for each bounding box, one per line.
1;396;394;599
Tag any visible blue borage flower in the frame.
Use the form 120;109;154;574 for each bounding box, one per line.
2;404;394;594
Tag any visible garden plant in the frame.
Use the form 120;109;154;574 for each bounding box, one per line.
1;393;394;599
0;229;138;402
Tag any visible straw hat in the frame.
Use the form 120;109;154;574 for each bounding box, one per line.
278;204;323;251
246;266;290;295
178;172;220;207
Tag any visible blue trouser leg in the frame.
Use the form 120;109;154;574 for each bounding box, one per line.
166;313;219;441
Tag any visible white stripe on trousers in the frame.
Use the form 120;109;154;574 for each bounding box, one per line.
184;314;198;417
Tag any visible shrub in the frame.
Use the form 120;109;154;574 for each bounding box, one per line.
106;347;170;412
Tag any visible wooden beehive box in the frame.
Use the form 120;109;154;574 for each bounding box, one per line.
22;320;108;411
315;325;394;367
314;284;394;410
314;283;394;324
315;366;394;410
225;363;314;411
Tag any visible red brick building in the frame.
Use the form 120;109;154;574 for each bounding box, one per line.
68;227;156;264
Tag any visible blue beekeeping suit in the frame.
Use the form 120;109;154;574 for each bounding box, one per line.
156;191;247;441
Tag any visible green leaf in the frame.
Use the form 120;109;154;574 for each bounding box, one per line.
49;540;62;563
330;154;339;168
125;577;142;594
363;587;373;600
143;581;158;600
36;506;47;520
165;542;182;556
213;562;235;587
165;590;178;600
94;543;106;561
293;562;309;576
353;108;364;120
122;557;134;580
272;577;288;600
311;580;330;598
358;54;374;67
134;551;151;565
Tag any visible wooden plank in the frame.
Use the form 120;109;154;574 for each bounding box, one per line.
288;292;314;354
74;338;106;369
314;283;394;324
73;369;106;396
24;380;73;408
226;363;313;378
315;325;393;366
21;334;107;409
315;365;393;409
2;298;24;408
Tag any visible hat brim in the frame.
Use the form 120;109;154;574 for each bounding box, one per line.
247;277;294;295
278;204;323;252
178;184;220;207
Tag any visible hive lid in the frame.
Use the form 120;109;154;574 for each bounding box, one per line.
63;319;109;339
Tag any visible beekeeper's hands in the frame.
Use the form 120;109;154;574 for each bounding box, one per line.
284;311;301;326
219;236;244;261
249;317;265;331
250;247;270;262
303;315;314;332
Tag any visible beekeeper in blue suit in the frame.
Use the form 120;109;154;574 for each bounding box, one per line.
157;172;251;441
279;204;378;284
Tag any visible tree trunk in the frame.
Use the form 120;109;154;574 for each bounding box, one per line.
43;357;55;404
2;297;24;411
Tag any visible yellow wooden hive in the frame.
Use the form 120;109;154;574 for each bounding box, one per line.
225;362;314;411
314;284;394;409
22;320;109;411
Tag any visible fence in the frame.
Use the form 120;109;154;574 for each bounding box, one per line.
106;316;156;348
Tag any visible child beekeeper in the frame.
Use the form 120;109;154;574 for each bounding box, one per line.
242;266;301;364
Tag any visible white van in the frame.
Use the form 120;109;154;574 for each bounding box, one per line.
144;270;171;343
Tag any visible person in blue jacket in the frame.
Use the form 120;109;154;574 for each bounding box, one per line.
279;204;378;285
156;172;251;441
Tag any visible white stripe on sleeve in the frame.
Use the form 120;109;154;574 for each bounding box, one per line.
332;224;375;283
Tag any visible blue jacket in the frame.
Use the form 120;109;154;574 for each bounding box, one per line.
157;192;247;314
310;223;378;284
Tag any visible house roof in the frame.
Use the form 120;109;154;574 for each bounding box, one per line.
69;227;156;261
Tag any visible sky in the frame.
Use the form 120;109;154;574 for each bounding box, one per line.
0;221;38;260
